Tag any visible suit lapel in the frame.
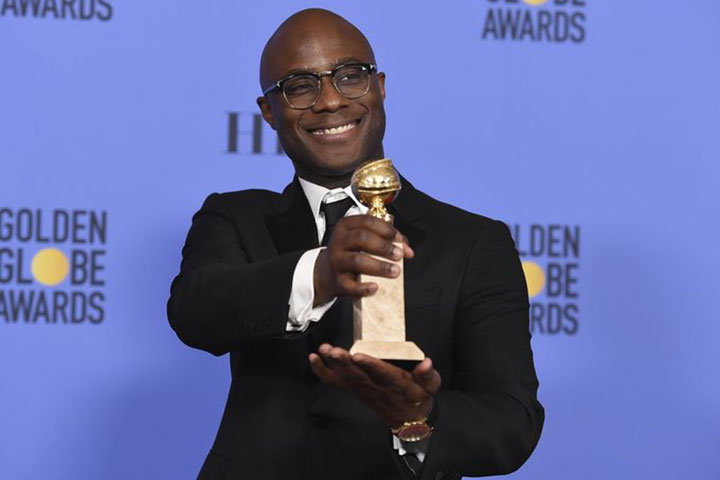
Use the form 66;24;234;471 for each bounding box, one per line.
265;177;319;255
390;176;426;280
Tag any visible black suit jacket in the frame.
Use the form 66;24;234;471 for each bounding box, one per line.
167;177;544;480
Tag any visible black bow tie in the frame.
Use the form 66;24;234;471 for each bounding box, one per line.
320;197;355;246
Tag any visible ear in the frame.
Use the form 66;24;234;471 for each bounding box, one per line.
376;72;386;101
256;96;276;130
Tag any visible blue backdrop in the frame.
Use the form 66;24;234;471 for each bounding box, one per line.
2;1;719;478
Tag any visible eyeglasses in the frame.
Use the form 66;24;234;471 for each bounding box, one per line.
262;63;377;110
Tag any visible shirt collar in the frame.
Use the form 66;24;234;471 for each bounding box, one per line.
297;176;365;220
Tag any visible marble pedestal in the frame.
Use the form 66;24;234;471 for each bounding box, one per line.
349;241;425;361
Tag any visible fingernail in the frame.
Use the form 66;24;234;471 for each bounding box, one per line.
390;265;400;276
392;247;402;259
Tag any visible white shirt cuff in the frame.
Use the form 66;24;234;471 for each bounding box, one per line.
393;435;427;462
287;247;337;332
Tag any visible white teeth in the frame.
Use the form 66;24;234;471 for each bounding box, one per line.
312;122;356;136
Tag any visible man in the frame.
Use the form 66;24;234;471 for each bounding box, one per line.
167;8;543;480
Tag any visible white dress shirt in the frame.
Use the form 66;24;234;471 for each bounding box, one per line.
285;177;426;462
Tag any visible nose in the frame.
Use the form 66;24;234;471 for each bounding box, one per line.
311;75;349;113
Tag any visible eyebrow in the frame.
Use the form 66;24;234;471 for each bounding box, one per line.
279;57;369;79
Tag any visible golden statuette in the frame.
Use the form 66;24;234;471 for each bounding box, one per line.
351;158;401;223
349;158;424;361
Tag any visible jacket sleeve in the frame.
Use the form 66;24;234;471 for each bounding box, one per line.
167;193;304;356
421;220;545;479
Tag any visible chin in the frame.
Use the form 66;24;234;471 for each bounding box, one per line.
292;141;382;182
312;152;366;175
318;161;361;179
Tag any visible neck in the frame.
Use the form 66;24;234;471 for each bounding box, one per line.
296;170;353;189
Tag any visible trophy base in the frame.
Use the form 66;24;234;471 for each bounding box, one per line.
349;340;425;361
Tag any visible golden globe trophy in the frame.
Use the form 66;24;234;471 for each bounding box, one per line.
349;159;425;361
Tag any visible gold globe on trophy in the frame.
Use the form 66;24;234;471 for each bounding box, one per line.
351;158;401;223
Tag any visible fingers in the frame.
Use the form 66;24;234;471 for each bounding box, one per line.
314;350;438;426
352;354;427;399
323;215;415;299
309;353;341;387
352;354;399;386
338;216;414;261
337;275;378;297
413;357;433;378
335;251;400;279
317;344;373;386
412;358;442;395
316;249;382;301
343;228;403;261
342;215;397;240
399;233;415;259
319;343;352;368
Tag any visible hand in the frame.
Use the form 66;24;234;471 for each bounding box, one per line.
309;344;442;428
313;215;414;306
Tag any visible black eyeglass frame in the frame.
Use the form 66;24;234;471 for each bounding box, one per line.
262;63;377;109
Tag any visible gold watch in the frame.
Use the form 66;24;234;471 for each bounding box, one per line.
391;417;434;443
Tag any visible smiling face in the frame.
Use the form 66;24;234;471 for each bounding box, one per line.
257;10;386;188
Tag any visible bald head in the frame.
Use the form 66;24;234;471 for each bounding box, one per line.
259;9;376;90
256;9;387;188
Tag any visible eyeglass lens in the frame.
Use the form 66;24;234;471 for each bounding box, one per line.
283;65;370;109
